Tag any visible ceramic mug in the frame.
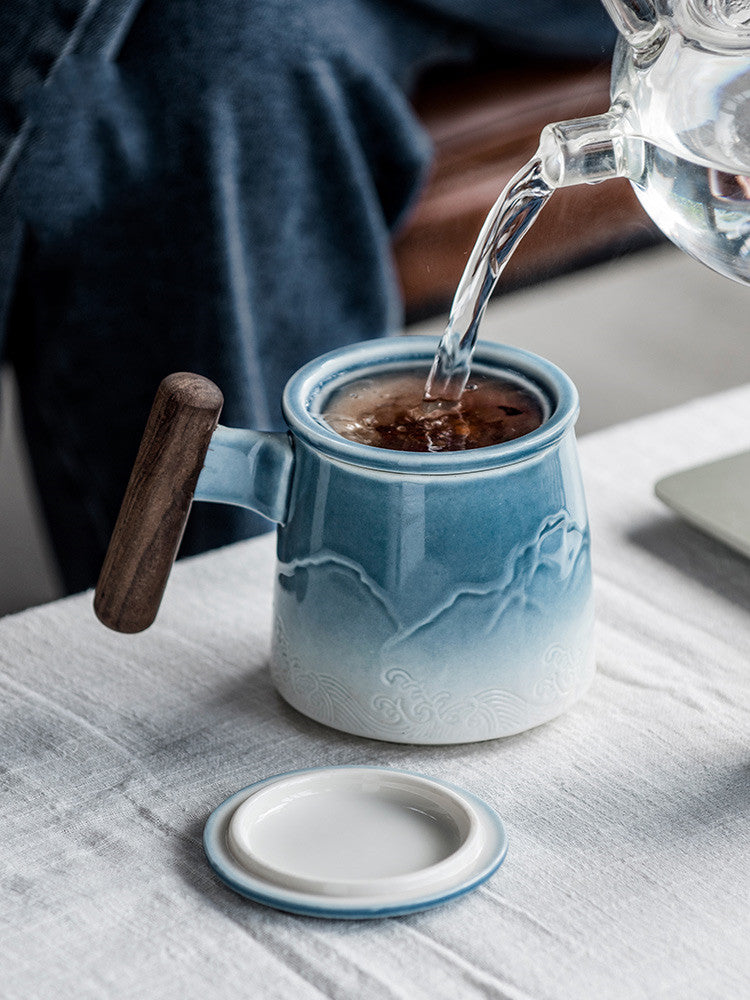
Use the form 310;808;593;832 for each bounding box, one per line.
96;337;595;744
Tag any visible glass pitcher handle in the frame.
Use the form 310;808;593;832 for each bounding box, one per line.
94;373;223;633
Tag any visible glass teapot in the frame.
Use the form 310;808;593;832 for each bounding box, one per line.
538;0;750;284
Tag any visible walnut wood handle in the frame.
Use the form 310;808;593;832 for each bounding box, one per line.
94;373;224;633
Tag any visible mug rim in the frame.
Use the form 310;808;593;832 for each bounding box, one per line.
282;336;579;473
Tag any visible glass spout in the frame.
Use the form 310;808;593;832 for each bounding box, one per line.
601;0;667;58
538;110;629;189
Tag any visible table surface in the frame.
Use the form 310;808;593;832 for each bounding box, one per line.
2;388;749;1000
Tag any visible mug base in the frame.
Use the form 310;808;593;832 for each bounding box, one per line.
271;643;596;745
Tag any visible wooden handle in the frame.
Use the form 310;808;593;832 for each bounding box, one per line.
94;373;224;633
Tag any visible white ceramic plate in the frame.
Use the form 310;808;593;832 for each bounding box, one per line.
203;766;508;919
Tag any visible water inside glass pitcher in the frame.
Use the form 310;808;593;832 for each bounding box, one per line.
540;0;750;285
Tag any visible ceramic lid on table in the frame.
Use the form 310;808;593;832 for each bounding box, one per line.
203;766;508;919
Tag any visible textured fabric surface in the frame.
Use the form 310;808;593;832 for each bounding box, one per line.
2;388;749;999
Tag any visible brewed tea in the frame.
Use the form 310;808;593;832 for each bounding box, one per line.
321;367;544;452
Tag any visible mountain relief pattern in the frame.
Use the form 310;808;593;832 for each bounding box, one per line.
272;510;592;740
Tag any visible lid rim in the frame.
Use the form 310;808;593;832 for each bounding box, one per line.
204;766;508;918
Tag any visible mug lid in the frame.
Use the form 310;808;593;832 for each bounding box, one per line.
203;766;508;918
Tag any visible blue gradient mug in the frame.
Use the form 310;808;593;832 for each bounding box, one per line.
95;337;594;744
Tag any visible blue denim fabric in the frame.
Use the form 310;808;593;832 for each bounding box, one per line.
0;0;615;593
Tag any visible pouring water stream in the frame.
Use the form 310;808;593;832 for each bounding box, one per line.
423;155;553;406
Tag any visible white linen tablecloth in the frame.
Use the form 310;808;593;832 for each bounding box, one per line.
2;387;749;1000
